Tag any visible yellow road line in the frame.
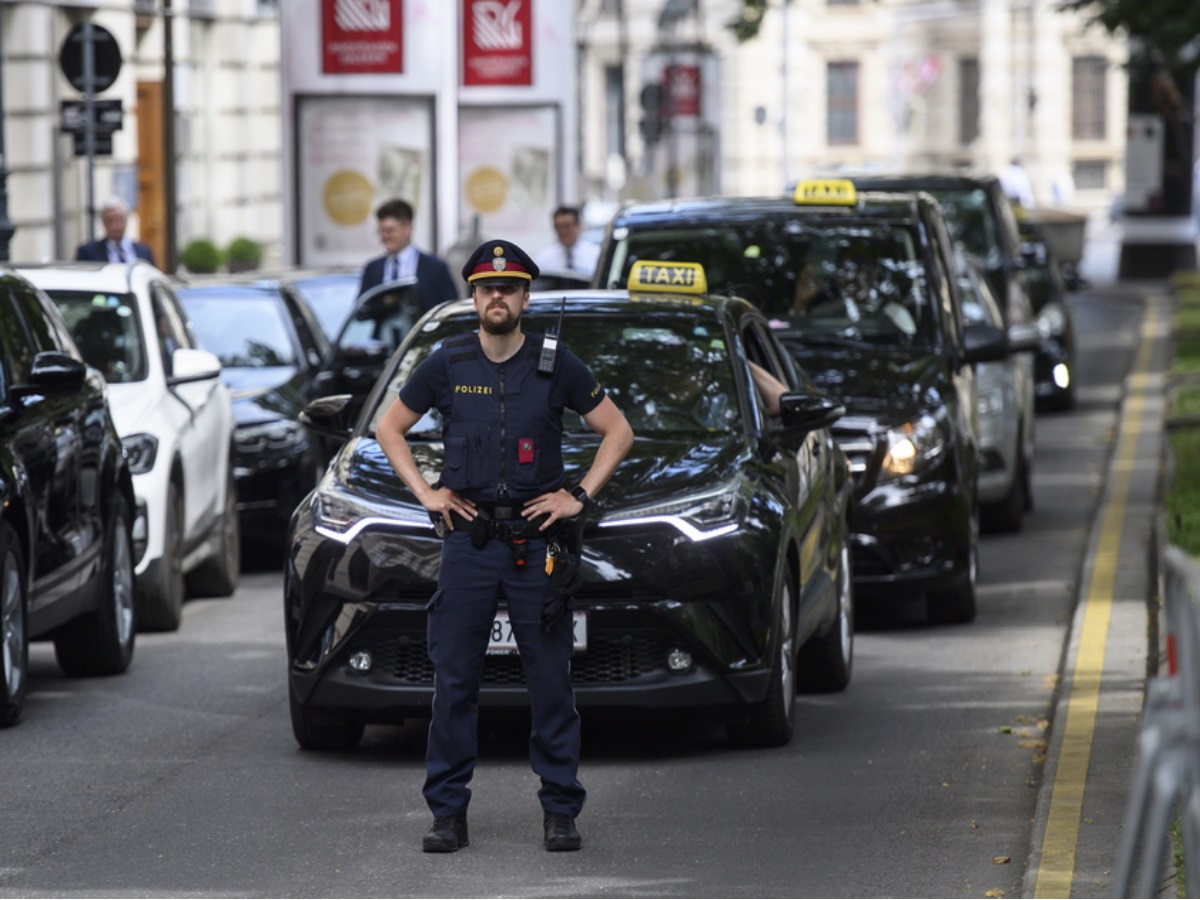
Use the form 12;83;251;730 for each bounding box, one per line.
1034;298;1159;898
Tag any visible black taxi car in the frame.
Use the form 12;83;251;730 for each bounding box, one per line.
286;262;854;750
0;270;138;726
595;180;1012;624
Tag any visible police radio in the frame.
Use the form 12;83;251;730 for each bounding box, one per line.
538;294;568;374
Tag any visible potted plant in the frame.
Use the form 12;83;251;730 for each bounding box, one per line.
179;238;221;274
226;236;263;273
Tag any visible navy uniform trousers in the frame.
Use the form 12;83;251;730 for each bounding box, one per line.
423;529;586;818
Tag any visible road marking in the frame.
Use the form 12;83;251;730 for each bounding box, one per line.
1033;294;1160;897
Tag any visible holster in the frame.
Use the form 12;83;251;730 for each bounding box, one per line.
541;516;585;631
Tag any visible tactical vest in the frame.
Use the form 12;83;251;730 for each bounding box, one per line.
439;332;565;502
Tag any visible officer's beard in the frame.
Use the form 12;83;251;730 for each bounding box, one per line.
481;307;521;335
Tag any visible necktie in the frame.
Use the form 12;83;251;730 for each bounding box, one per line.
388;256;397;281
565;246;574;272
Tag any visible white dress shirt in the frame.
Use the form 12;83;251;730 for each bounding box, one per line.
535;240;600;276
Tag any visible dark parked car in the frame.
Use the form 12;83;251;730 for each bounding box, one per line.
0;270;138;726
847;172;1034;331
288;265;854;750
177;282;331;538
311;276;424;433
1017;218;1078;411
596;180;1014;623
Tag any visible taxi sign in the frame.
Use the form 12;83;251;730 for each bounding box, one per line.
627;260;708;294
793;178;858;207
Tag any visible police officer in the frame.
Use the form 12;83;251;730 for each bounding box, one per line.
375;239;634;854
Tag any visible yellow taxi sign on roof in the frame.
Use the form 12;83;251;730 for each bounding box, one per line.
628;260;708;295
793;178;858;207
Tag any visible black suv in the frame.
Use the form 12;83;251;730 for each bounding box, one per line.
0;270;138;726
596;181;1010;623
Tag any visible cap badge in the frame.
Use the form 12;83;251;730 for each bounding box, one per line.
492;257;507;271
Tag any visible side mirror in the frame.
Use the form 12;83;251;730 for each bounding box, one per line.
19;351;87;392
962;322;1008;365
779;392;845;433
1006;322;1041;354
300;393;356;438
168;348;222;386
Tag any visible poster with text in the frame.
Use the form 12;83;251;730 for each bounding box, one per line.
297;95;434;266
458;105;557;255
462;0;533;86
322;0;404;74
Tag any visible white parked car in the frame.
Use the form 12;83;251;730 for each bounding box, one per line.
19;261;239;631
955;253;1039;533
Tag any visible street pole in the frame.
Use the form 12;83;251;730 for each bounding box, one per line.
0;6;16;261
163;0;178;272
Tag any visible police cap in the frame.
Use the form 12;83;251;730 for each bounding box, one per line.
462;239;540;286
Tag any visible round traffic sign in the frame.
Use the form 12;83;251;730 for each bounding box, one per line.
59;23;123;94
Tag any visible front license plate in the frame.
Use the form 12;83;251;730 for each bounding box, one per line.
487;611;587;654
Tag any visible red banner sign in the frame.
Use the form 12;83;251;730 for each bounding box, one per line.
664;64;701;118
462;0;533;87
322;0;403;75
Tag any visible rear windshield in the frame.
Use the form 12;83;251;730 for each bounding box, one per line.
604;219;935;349
179;291;297;368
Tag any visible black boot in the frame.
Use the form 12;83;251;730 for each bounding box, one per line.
423;813;469;852
543;811;581;851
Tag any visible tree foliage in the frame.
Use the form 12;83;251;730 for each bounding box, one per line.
727;0;768;43
1049;0;1199;78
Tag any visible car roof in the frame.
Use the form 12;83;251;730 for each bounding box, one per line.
14;259;166;293
425;287;750;325
612;189;934;227
845;171;1003;192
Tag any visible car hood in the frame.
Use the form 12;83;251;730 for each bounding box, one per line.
335;433;751;513
785;342;948;423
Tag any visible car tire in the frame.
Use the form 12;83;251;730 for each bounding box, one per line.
0;522;29;728
138;482;184;632
185;469;240;598
726;573;796;748
927;506;979;625
290;690;365;752
798;541;854;693
54;494;136;677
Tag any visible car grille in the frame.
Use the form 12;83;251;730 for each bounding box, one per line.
363;633;669;685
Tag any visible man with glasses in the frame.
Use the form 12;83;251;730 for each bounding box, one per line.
376;239;633;854
357;198;459;310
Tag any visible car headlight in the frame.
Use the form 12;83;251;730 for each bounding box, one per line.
235;419;306;455
121;433;159;475
880;414;946;479
312;485;433;544
1036;302;1066;338
600;482;747;542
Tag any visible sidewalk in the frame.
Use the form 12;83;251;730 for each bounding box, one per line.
1023;280;1171;898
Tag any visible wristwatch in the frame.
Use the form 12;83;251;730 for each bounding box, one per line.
569;485;591;510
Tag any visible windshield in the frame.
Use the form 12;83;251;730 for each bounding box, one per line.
179;290;297;368
922;188;998;264
48;290;147;383
368;310;740;438
292;274;360;338
606;220;934;349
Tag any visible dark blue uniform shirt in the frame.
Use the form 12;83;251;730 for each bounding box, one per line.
399;332;606;502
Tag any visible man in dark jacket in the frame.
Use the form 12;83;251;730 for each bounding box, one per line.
357;198;460;312
75;196;156;265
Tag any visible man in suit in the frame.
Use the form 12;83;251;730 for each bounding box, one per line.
76;196;156;265
534;205;600;278
357;198;460;312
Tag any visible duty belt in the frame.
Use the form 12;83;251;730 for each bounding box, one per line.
446;504;552;546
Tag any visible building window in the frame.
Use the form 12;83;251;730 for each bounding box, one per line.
827;61;859;145
1072;160;1107;190
827;0;861;5
959;57;980;145
605;65;626;159
1072;56;1107;140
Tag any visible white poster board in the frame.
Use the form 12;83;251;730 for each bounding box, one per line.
296;95;435;266
458;105;559;255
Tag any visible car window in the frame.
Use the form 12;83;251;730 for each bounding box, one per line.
922;188;999;265
370;310;740;438
338;284;422;356
958;267;1004;328
150;284;193;376
292;275;360;338
46;289;148;383
282;288;331;368
612;220;934;349
180;291;298;368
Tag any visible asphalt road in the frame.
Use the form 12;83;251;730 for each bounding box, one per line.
0;282;1144;898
